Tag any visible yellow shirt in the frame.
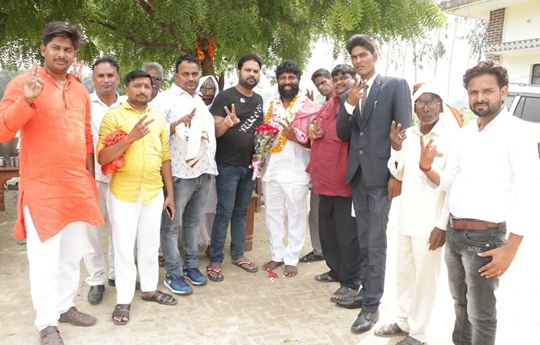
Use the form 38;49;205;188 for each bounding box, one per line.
97;102;170;204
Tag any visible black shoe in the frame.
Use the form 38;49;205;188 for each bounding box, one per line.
299;251;325;263
88;285;105;305
351;310;379;334
336;294;363;309
108;279;140;290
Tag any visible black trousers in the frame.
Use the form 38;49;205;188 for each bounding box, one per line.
319;195;361;290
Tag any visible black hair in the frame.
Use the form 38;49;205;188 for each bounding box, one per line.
311;68;331;82
124;70;153;87
42;21;83;50
463;60;509;90
346;34;376;55
275;60;301;80
92;57;120;74
238;54;262;70
331;64;356;78
175;55;199;73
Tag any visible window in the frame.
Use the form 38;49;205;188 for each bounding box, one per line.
515;95;540;123
533;64;540;85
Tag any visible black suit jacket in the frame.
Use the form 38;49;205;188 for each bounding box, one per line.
336;74;412;186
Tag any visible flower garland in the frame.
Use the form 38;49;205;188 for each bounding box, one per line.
264;91;307;153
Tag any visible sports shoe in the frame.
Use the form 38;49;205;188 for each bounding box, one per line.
163;273;193;295
184;267;207;286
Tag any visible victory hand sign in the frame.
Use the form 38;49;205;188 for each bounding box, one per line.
389;121;407;151
22;61;44;104
223;104;240;128
128;114;155;142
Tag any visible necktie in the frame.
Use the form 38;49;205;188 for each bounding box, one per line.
360;84;369;118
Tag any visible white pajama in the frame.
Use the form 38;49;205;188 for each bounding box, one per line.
263;180;309;266
395;231;442;342
25;206;88;331
106;189;163;304
84;181;115;285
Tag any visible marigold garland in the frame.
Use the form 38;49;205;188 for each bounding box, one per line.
265;95;299;153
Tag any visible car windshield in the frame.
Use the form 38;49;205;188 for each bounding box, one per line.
515;95;540;123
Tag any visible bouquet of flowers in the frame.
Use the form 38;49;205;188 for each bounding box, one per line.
249;123;279;180
101;129;129;175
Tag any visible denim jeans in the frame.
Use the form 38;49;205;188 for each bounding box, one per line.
445;224;506;345
160;174;211;277
209;165;255;263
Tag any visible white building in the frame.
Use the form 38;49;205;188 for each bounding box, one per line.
440;0;540;84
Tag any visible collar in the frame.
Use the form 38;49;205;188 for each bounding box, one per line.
412;117;444;137
121;100;151;114
362;73;378;89
90;92;123;107
475;106;509;132
169;83;200;100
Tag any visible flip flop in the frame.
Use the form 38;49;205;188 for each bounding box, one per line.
206;266;224;282
232;260;259;273
314;271;337;282
374;322;409;337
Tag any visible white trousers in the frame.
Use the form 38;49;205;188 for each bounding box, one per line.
263;180;309;266
25;206;87;331
396;231;442;342
84;181;114;285
107;190;162;304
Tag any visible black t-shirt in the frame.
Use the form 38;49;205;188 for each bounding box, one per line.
211;87;263;166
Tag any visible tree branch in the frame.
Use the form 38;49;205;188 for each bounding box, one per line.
89;19;180;50
137;0;177;41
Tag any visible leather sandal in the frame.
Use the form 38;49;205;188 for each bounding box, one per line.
374;322;408;337
112;304;131;325
58;306;97;327
40;326;64;345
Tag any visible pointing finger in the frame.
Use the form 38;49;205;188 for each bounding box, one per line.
31;60;38;76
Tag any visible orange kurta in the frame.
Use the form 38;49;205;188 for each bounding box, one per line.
0;67;103;242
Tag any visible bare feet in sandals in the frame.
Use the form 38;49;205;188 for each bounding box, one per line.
232;257;258;273
207;263;224;282
262;260;283;271
284;265;298;277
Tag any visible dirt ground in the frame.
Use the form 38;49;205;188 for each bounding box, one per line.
0;190;539;345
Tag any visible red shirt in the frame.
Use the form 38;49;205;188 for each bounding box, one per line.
306;97;352;197
0;67;103;242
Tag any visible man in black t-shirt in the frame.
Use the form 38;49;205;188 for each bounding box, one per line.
206;54;263;282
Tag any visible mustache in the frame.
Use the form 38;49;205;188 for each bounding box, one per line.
54;58;68;63
474;102;489;107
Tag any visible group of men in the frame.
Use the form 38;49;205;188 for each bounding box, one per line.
0;21;537;345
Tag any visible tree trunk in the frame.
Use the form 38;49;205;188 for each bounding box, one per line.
198;37;216;76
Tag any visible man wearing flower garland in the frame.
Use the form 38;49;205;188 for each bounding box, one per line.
262;60;321;277
207;54;263;282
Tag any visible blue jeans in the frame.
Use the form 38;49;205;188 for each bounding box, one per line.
209;165;255;263
445;224;506;345
160;174;211;277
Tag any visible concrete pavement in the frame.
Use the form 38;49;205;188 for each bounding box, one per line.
0;190;539;344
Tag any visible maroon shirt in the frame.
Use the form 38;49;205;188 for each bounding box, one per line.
306;96;352;197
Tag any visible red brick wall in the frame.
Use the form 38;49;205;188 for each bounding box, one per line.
486;8;505;62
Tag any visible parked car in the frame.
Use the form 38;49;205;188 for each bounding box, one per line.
504;83;540;156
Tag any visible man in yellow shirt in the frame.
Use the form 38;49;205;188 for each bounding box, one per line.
97;70;177;325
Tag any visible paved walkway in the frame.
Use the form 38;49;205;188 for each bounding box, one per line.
0;190;539;344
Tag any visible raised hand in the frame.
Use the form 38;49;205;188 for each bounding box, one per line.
69;58;84;83
346;76;367;107
308;118;324;140
223;104;240;128
177;108;196;128
307;89;314;102
389;120;407;151
22;60;44;104
419;135;443;170
278;118;297;142
128;114;155;142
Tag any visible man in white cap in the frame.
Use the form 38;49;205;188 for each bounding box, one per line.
374;83;461;345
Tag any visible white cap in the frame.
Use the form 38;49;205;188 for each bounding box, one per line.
413;82;462;128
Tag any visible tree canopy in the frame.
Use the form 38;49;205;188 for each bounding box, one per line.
0;0;444;79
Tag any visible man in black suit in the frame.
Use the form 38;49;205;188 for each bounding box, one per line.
336;34;412;334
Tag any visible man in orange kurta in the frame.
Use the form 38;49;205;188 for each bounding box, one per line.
0;22;103;345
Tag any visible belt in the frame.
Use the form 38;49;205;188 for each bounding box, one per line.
450;217;506;231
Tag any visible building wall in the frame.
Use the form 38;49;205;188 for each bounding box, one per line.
502;55;540;84
503;2;540;42
486;8;505;61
